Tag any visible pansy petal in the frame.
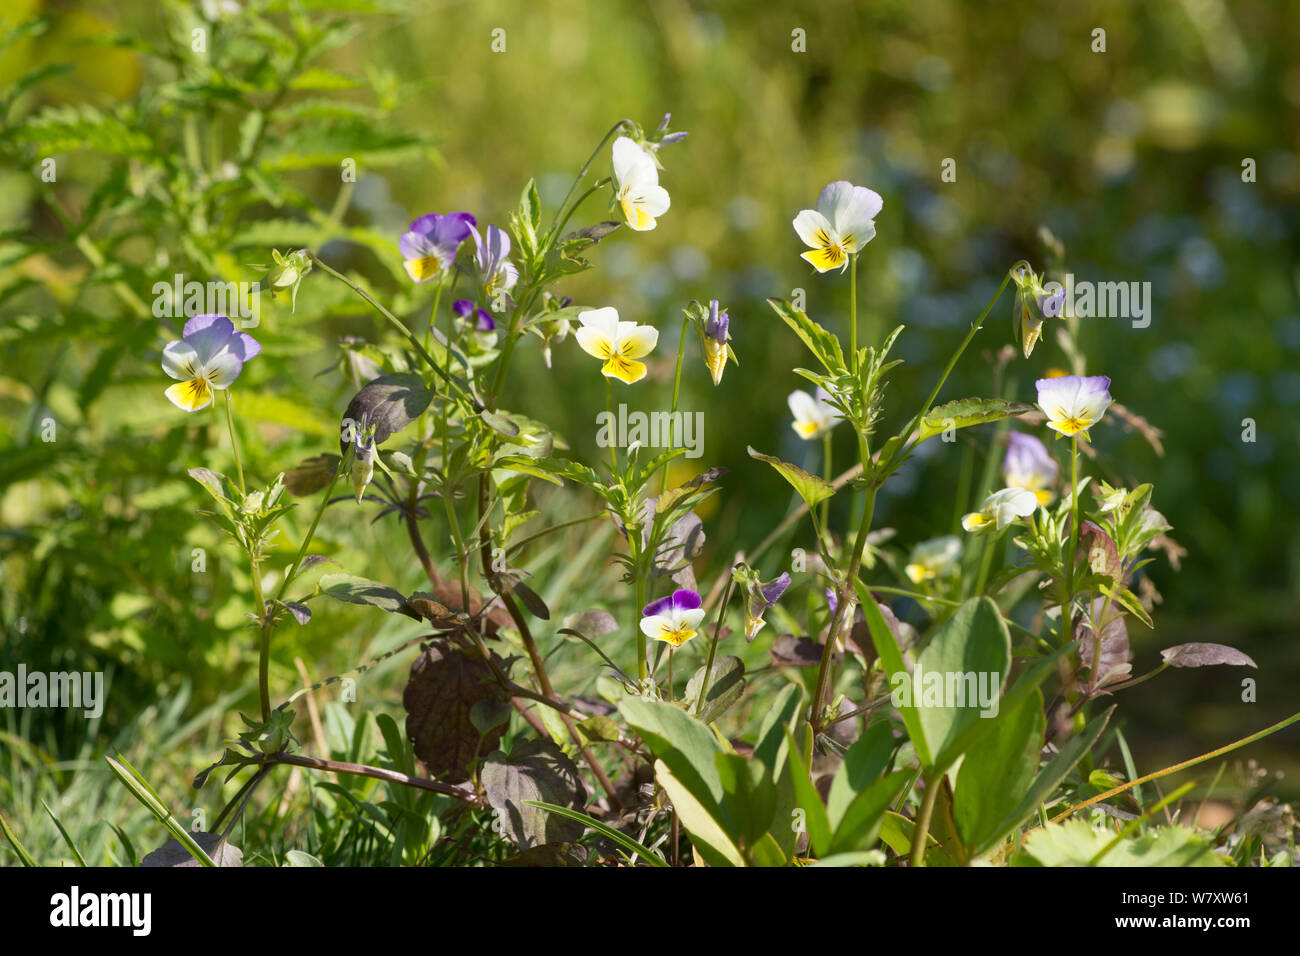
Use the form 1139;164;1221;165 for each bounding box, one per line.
162;340;200;381
642;595;674;617
574;327;614;360
670;589;702;611
204;349;245;389
602;356;646;384
404;256;443;283
182;314;237;364
818;181;882;242
399;229;437;261
233;331;261;361
613;136;657;188
676;608;706;630
578;307;621;337
792;209;835;249
801;246;847;273
639;615;669;640
165;378;213;413
618;325;659;359
788;389;818;422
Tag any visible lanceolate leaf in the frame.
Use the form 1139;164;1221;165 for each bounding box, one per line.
1160;643;1258;669
917;398;1036;442
748;446;835;510
767;298;847;375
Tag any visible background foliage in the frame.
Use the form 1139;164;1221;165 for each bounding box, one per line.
1;0;1297;864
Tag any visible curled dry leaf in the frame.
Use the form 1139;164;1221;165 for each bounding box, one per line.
403;640;509;783
1160;643;1257;669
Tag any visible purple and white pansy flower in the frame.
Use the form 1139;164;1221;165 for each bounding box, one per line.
639;589;706;648
1003;431;1059;505
161;314;261;412
1035;374;1113;439
400;212;476;283
471;224;519;305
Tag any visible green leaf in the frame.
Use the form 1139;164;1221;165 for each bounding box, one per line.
913;597;1012;772
41;801;86;866
784;728;833;858
1019;820;1228;867
827;721;895;831
105;753;216;867
828;770;911;855
953;688;1045;857
917;398;1037;442
983;706;1115;856
523;801;669;867
937;641;1072;776
716;753;778;850
856;583;933;768
619;697;724;812
752;683;804;774
654;758;745;867
767;298;847;375
283;850;325;866
318;573;418;618
480;409;521;437
747;446;834;510
685;655;746;723
0;811;37;866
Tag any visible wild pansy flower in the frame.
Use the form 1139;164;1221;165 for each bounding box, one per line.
639;588;705;647
904;535;963;585
400;212;476;283
471;224;519;306
962;487;1038;533
575;307;659;384
793;181;882;273
787;386;839;439
161;314;261;412
349;420;377;504
732;563;791;641
453;299;497;351
1008;260;1063;359
612;136;671;232
1035;375;1113;440
686;299;734;386
1003;431;1059;505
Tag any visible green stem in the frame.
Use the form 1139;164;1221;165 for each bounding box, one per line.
223;390;246;496
1050;709;1300;824
821;431;833;531
849;253;859;369
1063;436;1080;634
661;315;690;495
695;576;735;716
635;565;648;683
889;274;1012;471
306;252;481;411
605;377;618;472
973;530;998;596
810;482;878;733
273;453;346;605
910;773;940;867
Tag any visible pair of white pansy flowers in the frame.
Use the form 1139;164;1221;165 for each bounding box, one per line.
963;374;1114;532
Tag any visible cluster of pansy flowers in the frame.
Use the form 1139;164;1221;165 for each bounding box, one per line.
961;374;1114;534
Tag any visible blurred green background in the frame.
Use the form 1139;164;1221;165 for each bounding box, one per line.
2;0;1298;860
